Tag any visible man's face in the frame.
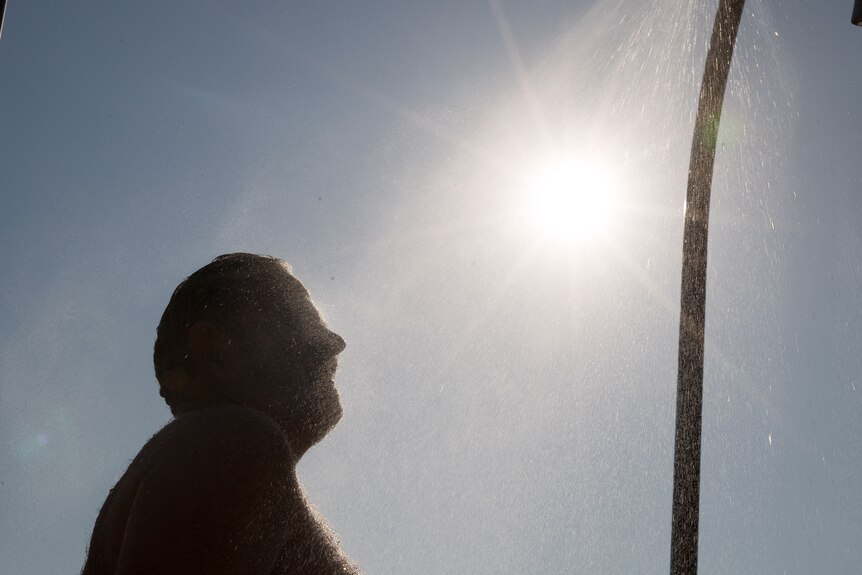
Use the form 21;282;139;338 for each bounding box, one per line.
232;266;347;455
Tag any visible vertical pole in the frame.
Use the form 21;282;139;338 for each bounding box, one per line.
670;1;745;574
0;0;7;40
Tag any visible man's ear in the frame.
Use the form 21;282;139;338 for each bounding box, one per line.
159;368;191;395
186;321;233;380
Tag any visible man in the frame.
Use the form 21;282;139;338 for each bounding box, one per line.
81;253;361;574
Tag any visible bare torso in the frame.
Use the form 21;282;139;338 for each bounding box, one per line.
81;406;359;575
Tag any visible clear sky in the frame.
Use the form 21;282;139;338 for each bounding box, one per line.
1;0;860;573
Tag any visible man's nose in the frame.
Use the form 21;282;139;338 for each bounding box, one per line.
328;331;346;354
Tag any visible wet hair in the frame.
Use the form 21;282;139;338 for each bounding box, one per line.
153;253;294;388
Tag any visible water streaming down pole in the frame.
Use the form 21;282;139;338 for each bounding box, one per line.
0;0;7;40
670;1;745;574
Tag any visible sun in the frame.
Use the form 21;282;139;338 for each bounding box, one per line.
523;155;620;247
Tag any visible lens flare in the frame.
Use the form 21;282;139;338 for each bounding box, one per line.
524;156;620;247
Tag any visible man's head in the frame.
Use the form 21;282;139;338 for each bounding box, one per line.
154;253;346;457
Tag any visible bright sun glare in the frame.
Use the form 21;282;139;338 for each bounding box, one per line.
524;156;620;247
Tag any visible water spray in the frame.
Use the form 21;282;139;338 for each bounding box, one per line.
670;0;745;573
671;3;860;573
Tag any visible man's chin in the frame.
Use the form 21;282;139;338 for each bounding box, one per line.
285;391;343;456
312;396;343;440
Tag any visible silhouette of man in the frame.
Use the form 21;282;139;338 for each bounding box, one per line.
81;253;361;574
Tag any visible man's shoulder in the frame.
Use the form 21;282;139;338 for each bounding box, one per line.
83;406;297;574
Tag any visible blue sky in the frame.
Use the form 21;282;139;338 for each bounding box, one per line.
1;1;861;573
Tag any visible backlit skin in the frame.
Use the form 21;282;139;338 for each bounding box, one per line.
81;255;361;575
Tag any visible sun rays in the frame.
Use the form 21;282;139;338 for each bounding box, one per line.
521;153;621;248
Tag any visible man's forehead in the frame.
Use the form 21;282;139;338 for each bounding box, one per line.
254;265;322;320
274;265;312;303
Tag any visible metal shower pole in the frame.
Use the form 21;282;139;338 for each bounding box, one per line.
0;0;7;40
670;0;745;573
